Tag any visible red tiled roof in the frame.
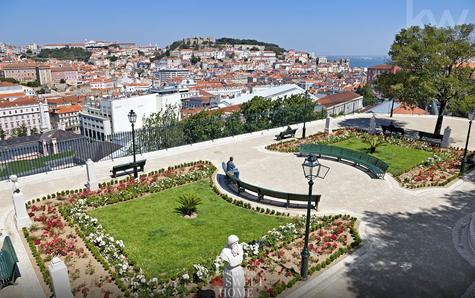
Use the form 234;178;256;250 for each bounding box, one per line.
51;104;82;114
0;82;17;87
368;64;394;70
0;92;26;99
317;92;362;108
393;104;428;115
0;97;41;108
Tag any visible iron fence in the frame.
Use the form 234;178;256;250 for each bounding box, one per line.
0;106;326;181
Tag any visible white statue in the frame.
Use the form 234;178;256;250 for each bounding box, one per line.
9;175;20;194
220;235;245;298
369;114;377;134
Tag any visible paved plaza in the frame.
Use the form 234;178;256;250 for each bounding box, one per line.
1;113;475;298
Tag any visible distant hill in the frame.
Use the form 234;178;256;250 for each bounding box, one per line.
165;37;286;55
215;38;285;55
37;47;91;61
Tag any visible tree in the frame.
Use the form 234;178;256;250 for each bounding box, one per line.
223;111;245;136
14;123;28;137
139;106;183;151
0;77;19;84
0;127;5;140
182;111;224;143
25;80;40;88
240;96;274;132
356;84;377;107
190;55;201;65
30;127;39;135
374;24;475;134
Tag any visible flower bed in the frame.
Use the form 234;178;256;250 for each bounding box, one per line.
23;160;361;298
266;128;464;188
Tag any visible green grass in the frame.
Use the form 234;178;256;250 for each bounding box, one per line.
0;151;74;178
332;137;433;176
90;180;290;279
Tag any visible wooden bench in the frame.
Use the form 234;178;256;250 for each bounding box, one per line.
381;124;405;136
275;127;297;140
299;144;388;178
221;162;320;209
111;159;146;178
418;131;443;147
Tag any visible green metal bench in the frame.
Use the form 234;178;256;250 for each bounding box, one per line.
299;144;388;178
0;236;19;289
221;162;321;209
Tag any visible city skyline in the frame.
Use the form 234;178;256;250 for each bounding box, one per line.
0;0;473;56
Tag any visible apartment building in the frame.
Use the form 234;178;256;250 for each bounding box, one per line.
0;97;51;135
51;66;79;84
0;63;53;85
49;104;82;132
80;92;182;140
153;68;190;82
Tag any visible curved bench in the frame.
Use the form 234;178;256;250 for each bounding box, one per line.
221;162;321;209
299;144;388;178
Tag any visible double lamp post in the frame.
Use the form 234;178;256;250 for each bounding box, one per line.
300;154;330;280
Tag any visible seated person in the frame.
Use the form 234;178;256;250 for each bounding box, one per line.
226;156;240;179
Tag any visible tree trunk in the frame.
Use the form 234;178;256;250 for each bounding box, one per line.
434;100;447;135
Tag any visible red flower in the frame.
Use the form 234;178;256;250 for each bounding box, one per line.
33;239;41;245
331;234;337;241
210;276;223;287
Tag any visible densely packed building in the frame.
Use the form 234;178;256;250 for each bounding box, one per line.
0;37;371;140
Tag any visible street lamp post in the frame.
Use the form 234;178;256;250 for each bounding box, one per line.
301;155;329;280
302;91;308;139
460;109;475;175
128;109;138;179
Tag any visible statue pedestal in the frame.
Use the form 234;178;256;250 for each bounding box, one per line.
86;159;98;191
13;192;31;229
324;117;332;134
48;257;73;298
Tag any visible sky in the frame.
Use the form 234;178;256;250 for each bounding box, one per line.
0;0;473;56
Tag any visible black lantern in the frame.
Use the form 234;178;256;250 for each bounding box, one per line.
128;109;137;124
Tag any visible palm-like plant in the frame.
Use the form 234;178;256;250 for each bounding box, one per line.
363;134;384;153
176;194;202;216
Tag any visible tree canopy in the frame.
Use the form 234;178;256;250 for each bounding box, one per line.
37;47;91;61
136;94;325;153
373;24;475;134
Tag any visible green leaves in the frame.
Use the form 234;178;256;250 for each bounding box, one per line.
176;194;202;216
375;24;475;134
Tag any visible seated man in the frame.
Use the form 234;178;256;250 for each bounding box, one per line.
226;156;240;179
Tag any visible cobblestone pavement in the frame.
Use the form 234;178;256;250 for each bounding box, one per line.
0;114;474;297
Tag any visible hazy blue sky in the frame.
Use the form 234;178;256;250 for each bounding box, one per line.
0;0;473;56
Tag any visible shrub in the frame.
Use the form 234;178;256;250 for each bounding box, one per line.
176;193;202;216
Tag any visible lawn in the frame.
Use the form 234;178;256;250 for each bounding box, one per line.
0;151;74;178
332;137;433;176
90;180;291;279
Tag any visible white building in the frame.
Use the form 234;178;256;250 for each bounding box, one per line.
0;97;51;135
80;93;182;140
153;68;190;82
216;84;312;108
124;83;152;93
315;92;363;115
0;82;35;97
